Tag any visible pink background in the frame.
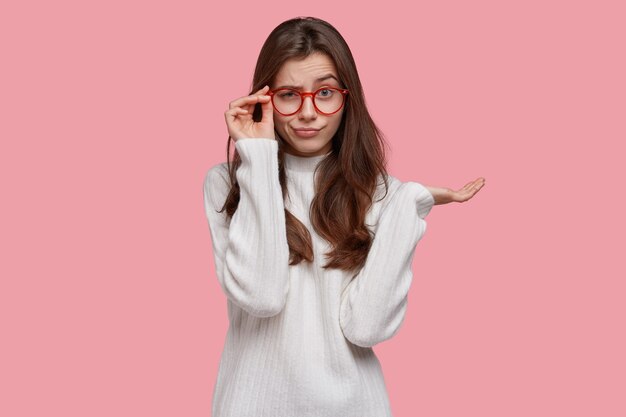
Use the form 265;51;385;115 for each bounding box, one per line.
2;1;624;416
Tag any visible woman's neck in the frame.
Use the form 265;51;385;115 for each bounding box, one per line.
282;150;332;172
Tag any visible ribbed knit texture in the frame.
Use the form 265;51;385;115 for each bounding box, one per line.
203;138;435;417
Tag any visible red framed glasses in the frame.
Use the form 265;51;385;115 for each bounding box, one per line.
267;86;349;116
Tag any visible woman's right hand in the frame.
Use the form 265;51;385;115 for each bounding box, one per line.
224;85;275;142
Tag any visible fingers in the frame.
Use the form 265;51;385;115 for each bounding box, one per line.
260;88;274;123
228;85;271;110
224;86;272;132
473;178;486;191
465;178;485;198
224;107;249;122
462;178;485;191
224;85;275;140
228;95;270;114
452;178;484;202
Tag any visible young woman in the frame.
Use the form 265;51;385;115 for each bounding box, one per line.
204;16;485;417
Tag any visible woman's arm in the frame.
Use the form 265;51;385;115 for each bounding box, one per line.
203;138;290;318
424;177;485;205
338;181;433;348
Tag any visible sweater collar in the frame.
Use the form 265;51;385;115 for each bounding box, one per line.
283;150;332;172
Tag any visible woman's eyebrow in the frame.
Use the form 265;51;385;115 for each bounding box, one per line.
276;74;339;90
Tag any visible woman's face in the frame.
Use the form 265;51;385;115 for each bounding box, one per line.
271;53;345;157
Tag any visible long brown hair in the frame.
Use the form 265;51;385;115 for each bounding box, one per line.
220;16;392;273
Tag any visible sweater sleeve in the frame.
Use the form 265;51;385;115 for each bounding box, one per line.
339;180;435;347
203;138;290;318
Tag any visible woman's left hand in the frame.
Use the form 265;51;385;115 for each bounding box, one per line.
425;177;485;205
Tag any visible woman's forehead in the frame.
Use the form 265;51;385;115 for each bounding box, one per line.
275;54;339;87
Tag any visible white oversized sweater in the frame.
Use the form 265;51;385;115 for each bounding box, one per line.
203;138;434;417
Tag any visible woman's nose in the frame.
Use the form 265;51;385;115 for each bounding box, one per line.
298;96;317;119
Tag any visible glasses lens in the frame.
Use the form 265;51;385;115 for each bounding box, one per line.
315;88;344;114
273;89;301;115
273;88;344;115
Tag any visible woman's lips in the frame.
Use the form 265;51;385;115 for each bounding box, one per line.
293;128;321;138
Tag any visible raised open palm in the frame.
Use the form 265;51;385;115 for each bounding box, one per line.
425;177;486;205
